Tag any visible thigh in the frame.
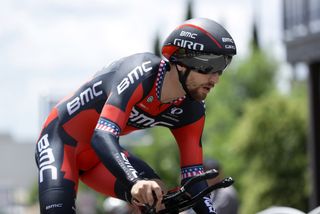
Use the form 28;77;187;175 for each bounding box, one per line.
80;151;161;202
80;162;118;197
35;119;79;213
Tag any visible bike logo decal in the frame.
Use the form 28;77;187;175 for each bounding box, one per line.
203;196;217;213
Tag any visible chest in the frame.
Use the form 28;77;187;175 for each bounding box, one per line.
127;95;186;129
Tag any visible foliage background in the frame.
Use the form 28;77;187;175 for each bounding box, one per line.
133;24;310;213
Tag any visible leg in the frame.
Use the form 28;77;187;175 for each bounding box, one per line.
35;120;79;214
80;150;163;202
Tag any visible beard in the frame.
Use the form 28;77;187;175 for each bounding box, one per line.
188;87;208;101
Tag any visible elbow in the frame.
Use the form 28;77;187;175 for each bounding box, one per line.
91;131;103;152
91;130;119;154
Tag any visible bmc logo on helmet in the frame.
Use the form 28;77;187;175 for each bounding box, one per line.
173;39;204;51
180;31;197;39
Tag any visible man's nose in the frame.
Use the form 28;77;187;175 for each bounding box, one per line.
208;72;220;84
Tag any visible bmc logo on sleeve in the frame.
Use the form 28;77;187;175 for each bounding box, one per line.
67;80;103;115
117;61;152;95
37;134;57;183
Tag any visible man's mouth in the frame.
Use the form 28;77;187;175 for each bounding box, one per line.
202;84;214;92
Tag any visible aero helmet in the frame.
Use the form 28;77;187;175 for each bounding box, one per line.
162;18;237;74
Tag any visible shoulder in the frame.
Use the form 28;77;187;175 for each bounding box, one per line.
121;52;163;75
182;99;206;118
114;52;163;81
117;52;162;72
171;99;206;128
94;52;162;77
127;52;162;63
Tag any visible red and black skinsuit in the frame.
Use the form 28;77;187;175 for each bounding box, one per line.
35;52;216;213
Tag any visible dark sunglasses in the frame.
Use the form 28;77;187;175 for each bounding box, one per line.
177;54;232;75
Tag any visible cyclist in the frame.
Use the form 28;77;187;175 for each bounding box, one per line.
35;17;236;214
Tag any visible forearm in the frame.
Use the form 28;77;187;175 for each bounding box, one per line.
181;166;217;214
91;131;141;190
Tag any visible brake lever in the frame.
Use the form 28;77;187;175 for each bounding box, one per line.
162;169;219;203
158;177;234;214
177;177;234;210
182;169;219;191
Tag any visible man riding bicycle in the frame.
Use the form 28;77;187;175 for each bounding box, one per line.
35;17;237;214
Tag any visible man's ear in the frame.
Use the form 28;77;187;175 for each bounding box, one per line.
176;64;187;72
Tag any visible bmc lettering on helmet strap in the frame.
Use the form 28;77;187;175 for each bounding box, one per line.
117;61;152;95
37;134;57;183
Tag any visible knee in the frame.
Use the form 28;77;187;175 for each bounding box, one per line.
39;188;76;214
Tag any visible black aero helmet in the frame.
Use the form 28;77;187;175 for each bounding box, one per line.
162;18;237;74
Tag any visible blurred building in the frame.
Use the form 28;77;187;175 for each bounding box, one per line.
38;94;61;127
0;133;37;214
0;94;61;213
283;0;320;209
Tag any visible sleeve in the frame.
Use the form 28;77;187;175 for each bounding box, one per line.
91;92;143;190
171;116;217;214
91;57;156;190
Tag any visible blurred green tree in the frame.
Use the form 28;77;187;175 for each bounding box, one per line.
136;4;309;214
202;40;277;163
185;0;193;20
230;92;309;213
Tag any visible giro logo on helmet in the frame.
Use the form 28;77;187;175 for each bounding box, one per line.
173;39;204;51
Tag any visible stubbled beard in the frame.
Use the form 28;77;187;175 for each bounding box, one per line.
188;88;207;101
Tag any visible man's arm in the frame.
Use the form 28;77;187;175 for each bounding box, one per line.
91;54;164;207
171;116;217;214
91;91;144;189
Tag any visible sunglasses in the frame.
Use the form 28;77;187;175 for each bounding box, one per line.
173;52;232;75
194;55;232;75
